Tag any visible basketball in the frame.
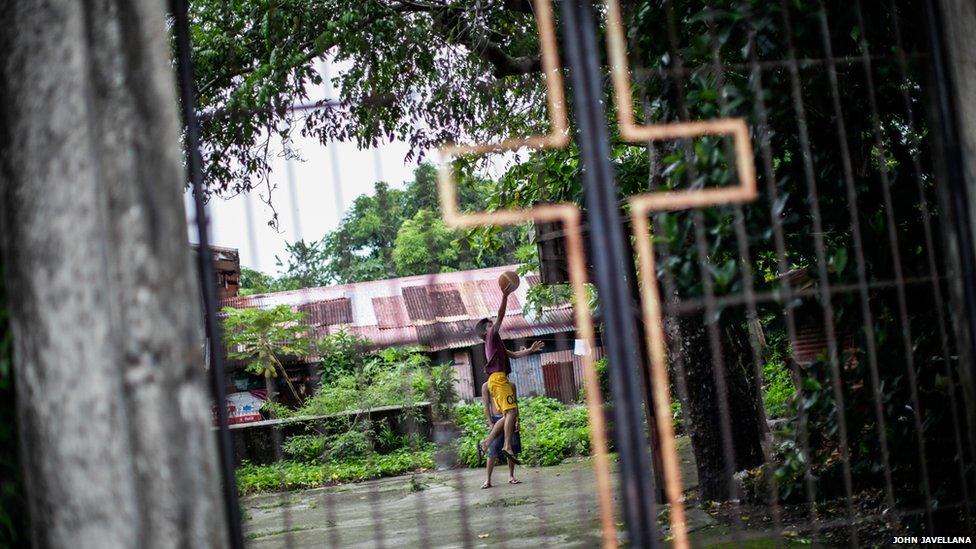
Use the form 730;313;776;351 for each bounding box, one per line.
498;271;520;292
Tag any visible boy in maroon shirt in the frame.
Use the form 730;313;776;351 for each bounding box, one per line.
474;282;543;464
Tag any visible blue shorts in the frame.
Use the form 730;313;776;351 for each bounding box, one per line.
488;415;521;460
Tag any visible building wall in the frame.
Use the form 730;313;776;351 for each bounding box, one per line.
452;351;475;402
456;332;604;404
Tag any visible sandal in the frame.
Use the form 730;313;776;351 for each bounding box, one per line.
481;481;492;489
477;441;485;462
501;450;520;465
508;478;522;485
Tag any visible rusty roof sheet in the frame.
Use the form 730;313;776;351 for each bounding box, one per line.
372;296;410;329
416;321;481;352
502;308;575;340
296;298;352;326
430;288;467;320
477;280;521;314
402;286;434;323
792;325;855;365
458;280;490;318
219;264;575;353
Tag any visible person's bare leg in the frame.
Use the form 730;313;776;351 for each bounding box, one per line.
480;417;505;453
507;459;520;484
501;408;518;455
482;457;496;488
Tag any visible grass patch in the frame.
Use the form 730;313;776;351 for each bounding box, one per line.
456;396;591;468
246;525;312;541
475;496;537;508
762;358;794;419
238;445;435;495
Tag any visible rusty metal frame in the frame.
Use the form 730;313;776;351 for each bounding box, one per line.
605;0;757;210
436;0;617;546
438;1;758;547
604;1;758;547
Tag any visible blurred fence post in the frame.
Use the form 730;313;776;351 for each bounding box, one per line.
0;0;227;546
930;0;976;440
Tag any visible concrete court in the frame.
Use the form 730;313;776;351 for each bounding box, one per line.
241;437;791;548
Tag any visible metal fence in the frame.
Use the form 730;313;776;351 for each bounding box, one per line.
174;0;976;547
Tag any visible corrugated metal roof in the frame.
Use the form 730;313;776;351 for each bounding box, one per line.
477;280;522;313
458;281;490;318
502;308;575;339
416;321;480;352
312;324;420;350
220;264;574;354
430;289;467;320
402;286;435;323
372;296;410;329
792;325;855;365
296;298;352;326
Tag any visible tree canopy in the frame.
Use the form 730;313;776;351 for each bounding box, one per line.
222;304;313;406
190;0;547;198
238;162;524;292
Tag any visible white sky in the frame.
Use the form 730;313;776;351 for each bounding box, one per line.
184;59;525;275
185;61;432;275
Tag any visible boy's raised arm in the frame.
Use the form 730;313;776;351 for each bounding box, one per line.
506;340;545;359
495;287;511;329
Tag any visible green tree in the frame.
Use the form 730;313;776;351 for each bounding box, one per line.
222;305;312;406
317;329;370;380
239;266;280;295
188;0;545;198
321;181;406;283
320;164;518;283
275;238;330;289
393;209;460;276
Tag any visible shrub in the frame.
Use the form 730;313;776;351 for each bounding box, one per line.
316;329;370;379
456;396;591;468
426;364;458;421
671;399;684;434
282;434;327;462
762;358;795;419
274;344;444;470
760;328;795;419
237;445;436;495
299;346;434;418
577;357;610;403
328;429;373;461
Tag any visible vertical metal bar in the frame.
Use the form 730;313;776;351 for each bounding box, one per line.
813;1;896;512
284;149;304;242
270;421;297;549
169;0;245;547
704;17;785;542
780;1;859;544
558;0;659;546
849;0;935;531
890;2;976;532
319;61;347;221
924;0;976;427
746;28;820;533
660;5;745;542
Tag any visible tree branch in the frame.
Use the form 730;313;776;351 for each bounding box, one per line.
433;8;542;77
